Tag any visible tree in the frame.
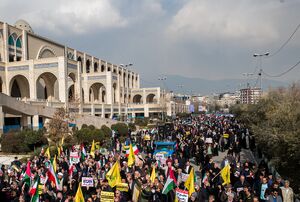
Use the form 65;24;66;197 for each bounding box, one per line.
231;83;300;191
47;108;70;146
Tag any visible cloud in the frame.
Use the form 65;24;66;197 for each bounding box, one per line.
166;0;281;45
18;0;127;34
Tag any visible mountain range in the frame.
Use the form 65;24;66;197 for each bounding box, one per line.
141;75;289;95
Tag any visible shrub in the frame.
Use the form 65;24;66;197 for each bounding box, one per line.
111;123;128;137
1;131;30;153
101;125;112;137
128;123;136;131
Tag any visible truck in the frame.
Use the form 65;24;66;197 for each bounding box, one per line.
153;141;177;158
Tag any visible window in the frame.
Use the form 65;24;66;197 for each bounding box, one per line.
8;35;14;46
16;38;22;48
9;55;15;62
101;65;105;72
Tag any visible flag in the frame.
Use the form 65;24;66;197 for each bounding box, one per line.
132;183;141;202
74;183;85;202
23;161;31;186
52;155;57;172
162;176;176;195
168;168;177;184
105;162;121;187
47;162;59;188
184;167;196;196
69;165;74;179
30;177;40;202
60;136;65;146
127;144;135;167
45;147;51;159
90;140;95;158
124;144;139;157
221;164;231;185
150;166;156;183
80;144;87;160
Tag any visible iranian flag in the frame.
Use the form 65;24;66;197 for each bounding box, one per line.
124;144;139;157
162;176;176;195
29;178;40;202
80;144;87;160
23;161;31;186
47;162;59;189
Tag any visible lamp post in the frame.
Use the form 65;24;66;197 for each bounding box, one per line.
253;52;269;90
158;77;167;122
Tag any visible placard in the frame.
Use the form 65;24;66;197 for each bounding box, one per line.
116;183;129;192
100;191;114;202
81;177;94;187
175;188;189;202
70;152;80;164
181;173;189;182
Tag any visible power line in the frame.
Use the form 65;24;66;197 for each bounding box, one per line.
262;59;300;77
268;23;300;57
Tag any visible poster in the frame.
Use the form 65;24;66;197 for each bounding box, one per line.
69;152;80;164
101;191;114;202
81;177;94;187
175;188;189;202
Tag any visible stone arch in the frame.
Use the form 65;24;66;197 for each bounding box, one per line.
36;72;59;100
89;82;105;102
94;62;98;72
86;59;90;73
68;72;76;82
68;84;75;102
77;56;83;73
9;75;30;98
37;46;56;59
0;33;3;62
146;93;156;103
133;94;142;104
0;77;3;93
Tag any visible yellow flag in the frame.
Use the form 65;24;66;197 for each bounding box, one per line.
90;140;95;158
221;164;231;185
53;155;57;172
74;183;84;202
184;167;196;196
150;166;156;183
45;147;51;159
95;142;100;149
127;144;135;167
60;136;64;146
106;162;121;188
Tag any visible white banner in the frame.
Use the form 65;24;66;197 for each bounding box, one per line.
175;188;189;202
81;177;94;187
70;152;80;164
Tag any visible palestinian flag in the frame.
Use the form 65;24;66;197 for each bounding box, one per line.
124;144;139;157
162;176;176;195
23;161;31;186
29;177;40;202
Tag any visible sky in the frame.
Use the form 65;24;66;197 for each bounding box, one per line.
1;0;300;87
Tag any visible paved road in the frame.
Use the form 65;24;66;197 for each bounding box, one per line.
191;149;257;183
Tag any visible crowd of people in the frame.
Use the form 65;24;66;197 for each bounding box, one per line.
0;114;297;202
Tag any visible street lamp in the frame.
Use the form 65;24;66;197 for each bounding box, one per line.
158;77;167;122
253;52;269;90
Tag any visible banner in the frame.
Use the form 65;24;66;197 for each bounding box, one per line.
116;183;129;192
70;152;80;164
175;188;189;202
100;191;114;202
81;177;94;187
181;173;189;182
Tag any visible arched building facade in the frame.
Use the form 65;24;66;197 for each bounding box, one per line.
0;19;188;133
